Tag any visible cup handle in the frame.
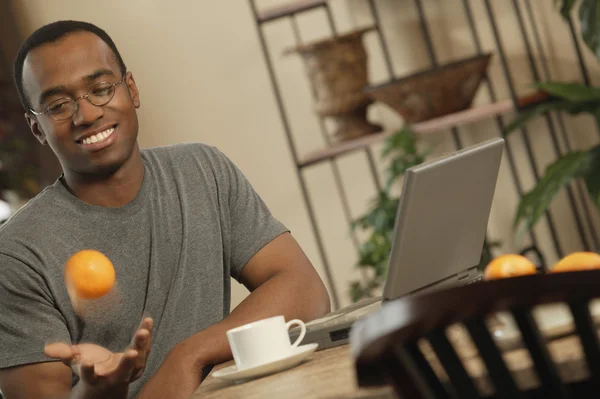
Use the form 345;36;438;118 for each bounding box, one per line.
286;319;306;348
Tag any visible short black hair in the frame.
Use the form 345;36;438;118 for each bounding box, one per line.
13;20;127;110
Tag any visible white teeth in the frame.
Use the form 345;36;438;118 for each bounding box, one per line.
82;127;114;145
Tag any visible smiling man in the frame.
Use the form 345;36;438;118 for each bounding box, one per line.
0;20;330;399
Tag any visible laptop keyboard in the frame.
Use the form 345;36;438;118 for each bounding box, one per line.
305;314;341;327
302;299;382;328
303;277;482;333
465;275;484;285
344;300;382;319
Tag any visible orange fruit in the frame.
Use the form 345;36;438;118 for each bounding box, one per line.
551;251;600;273
483;254;537;280
64;249;115;299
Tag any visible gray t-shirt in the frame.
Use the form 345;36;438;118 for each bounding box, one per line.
0;143;288;396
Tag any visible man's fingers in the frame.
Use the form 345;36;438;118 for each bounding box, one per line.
79;360;97;385
44;342;76;362
132;317;153;357
142;317;153;351
136;317;153;333
131;328;152;378
133;330;149;351
141;317;153;330
115;349;139;381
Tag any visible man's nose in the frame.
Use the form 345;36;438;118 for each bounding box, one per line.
72;97;104;126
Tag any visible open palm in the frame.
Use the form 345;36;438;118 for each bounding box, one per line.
44;317;153;388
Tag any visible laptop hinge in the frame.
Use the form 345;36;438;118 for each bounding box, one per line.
457;270;471;281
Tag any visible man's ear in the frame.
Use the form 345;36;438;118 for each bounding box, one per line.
125;71;140;108
25;113;47;145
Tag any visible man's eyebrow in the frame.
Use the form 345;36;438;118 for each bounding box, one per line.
83;69;116;82
38;86;68;107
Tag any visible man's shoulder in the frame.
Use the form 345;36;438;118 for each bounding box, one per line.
0;185;60;247
142;142;222;162
141;142;232;176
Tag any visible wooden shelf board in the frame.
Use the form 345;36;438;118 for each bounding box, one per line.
257;0;327;23
298;93;547;168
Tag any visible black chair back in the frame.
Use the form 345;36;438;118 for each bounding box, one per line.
350;270;600;398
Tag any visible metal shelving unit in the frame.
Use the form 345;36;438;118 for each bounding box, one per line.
249;0;600;309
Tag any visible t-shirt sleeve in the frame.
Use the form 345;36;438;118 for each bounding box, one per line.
0;253;71;369
211;148;289;280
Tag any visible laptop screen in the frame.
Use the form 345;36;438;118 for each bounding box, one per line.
382;137;504;300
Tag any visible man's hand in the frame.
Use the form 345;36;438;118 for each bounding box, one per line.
44;317;153;394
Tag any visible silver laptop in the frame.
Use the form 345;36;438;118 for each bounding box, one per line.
290;137;505;350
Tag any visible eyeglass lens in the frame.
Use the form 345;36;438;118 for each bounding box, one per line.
45;81;117;120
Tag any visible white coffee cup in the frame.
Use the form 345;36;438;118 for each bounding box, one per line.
226;315;307;370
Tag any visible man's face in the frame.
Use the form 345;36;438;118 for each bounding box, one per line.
22;31;140;176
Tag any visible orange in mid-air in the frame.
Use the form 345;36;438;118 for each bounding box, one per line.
483;254;537;280
64;249;115;299
551;251;600;273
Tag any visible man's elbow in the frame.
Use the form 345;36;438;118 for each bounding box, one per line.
306;273;331;320
319;281;331;315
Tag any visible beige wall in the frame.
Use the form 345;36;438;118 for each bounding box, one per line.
10;0;600;310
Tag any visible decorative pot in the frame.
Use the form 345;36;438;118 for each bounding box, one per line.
285;27;381;142
364;53;493;123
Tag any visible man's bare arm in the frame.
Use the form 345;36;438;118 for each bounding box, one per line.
0;318;152;399
0;363;72;399
136;232;331;398
0;363;127;399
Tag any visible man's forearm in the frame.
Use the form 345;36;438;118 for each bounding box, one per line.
189;269;329;366
137;269;330;399
70;382;128;399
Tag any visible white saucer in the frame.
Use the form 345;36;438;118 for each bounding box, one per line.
212;343;318;382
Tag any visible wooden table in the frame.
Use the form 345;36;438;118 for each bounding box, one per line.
194;272;600;398
191;345;394;399
192;315;592;398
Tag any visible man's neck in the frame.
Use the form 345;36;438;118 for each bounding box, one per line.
62;146;145;208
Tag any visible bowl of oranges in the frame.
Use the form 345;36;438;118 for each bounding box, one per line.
483;251;600;281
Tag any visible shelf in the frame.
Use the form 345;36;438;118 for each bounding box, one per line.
257;0;327;23
298;92;549;168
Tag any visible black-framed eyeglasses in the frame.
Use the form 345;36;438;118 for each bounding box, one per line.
30;75;126;121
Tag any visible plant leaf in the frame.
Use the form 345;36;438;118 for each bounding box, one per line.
477;239;496;272
582;144;600;208
505;81;600;136
505;100;570;134
514;150;594;240
505;99;600;135
557;0;577;19
385;154;424;190
380;126;430;190
535;81;600;102
352;191;397;232
579;0;600;60
381;127;417;159
349;281;367;303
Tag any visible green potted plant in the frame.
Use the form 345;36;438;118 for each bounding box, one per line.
504;0;600;239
